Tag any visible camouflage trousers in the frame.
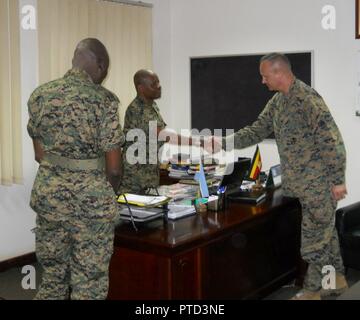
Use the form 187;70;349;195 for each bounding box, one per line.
34;215;115;300
299;187;344;291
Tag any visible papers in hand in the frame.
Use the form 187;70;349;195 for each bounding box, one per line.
117;194;170;207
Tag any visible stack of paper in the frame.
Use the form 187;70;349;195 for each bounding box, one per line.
157;183;198;201
227;189;267;204
118;205;166;222
168;164;191;179
117;194;171;222
167;203;196;220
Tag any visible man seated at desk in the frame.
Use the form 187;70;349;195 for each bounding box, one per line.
118;69;197;195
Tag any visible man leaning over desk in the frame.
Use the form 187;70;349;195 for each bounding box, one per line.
205;53;348;300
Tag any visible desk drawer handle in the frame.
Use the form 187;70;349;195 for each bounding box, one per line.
178;258;190;269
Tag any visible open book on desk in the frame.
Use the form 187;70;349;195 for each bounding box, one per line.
117;194;171;207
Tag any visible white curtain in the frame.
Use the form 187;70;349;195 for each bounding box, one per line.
37;0;153;124
0;0;22;186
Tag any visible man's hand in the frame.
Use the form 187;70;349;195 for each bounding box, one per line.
105;148;122;193
331;184;347;201
33;139;44;164
202;136;223;154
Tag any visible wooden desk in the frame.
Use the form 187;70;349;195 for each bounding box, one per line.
108;189;302;300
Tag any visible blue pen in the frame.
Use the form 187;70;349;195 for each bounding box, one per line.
217;186;227;194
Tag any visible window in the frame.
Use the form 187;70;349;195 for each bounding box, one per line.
37;0;153;124
0;0;22;186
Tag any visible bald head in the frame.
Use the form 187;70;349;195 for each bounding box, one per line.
260;53;292;74
72;38;109;84
259;53;295;94
134;69;161;103
134;70;156;88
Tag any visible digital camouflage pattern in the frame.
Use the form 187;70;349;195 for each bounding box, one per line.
28;68;124;221
27;68;124;299
224;78;346;290
34;215;115;300
118;96;166;194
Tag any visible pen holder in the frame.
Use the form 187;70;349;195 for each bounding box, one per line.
207;195;222;212
194;200;207;213
207;198;219;211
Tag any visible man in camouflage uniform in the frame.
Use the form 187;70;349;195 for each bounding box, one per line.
119;70;199;195
208;53;348;300
118;70;167;195
27;38;124;300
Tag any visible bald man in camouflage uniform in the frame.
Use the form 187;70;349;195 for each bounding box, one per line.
118;70;166;195
27;39;124;300
210;53;348;300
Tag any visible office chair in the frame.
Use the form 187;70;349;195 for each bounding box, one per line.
336;202;360;272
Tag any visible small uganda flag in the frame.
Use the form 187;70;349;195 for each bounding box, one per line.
194;162;209;198
249;145;262;180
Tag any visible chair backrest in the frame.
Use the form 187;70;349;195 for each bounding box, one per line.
336;202;360;234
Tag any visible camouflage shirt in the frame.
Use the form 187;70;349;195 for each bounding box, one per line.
120;96;166;193
224;78;346;196
27;68;125;221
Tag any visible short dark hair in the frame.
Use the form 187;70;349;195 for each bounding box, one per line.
260;53;292;72
134;69;155;88
76;38;109;67
134;70;147;86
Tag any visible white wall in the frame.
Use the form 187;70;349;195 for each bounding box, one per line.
148;0;172;126
1;0;360;262
0;0;38;261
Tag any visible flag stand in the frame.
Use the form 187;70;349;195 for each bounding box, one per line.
252;177;264;192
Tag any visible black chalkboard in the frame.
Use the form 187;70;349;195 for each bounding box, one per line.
191;52;312;138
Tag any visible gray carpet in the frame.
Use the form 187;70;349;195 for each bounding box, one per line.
1;263;360;300
0;263;42;300
265;268;360;300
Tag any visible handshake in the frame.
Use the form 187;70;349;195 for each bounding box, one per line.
198;136;223;154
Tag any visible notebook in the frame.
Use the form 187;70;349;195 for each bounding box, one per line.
227;189;267;204
117;194;170;207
